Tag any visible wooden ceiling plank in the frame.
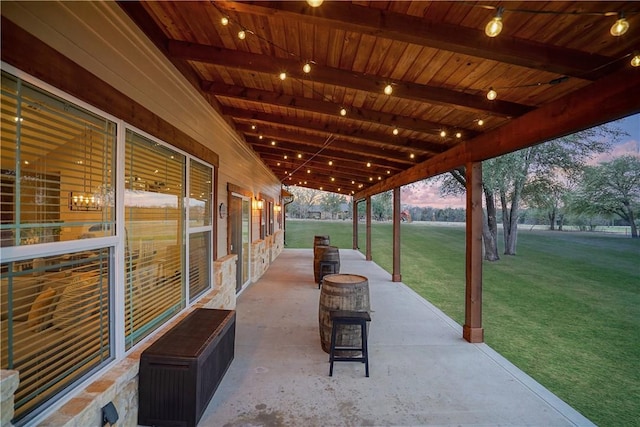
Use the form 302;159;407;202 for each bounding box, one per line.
239;124;416;166
224;106;445;156
167;39;530;117
214;1;616;80
205;81;479;139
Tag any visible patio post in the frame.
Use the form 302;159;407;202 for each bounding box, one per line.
392;186;401;282
366;195;372;261
352;198;358;250
463;161;484;343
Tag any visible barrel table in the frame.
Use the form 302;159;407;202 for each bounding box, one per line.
318;274;370;354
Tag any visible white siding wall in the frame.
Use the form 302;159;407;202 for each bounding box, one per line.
2;0;282;257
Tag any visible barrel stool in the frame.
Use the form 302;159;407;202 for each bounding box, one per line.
329;310;371;377
318;260;339;288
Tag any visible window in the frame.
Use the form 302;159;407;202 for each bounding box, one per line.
1;69;216;424
188;159;213;301
124;130;185;349
1;71;115;423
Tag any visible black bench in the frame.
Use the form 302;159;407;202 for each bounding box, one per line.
138;308;236;427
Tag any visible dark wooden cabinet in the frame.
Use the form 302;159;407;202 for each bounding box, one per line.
138;308;236;427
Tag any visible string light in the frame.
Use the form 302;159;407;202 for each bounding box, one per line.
487;88;497;100
238;29;246;40
631;52;640;67
221;16;229;26
339;108;347;116
328;160;333;166
384;84;393;95
440;130;447;138
251;124;256;130
393;128;399;135
271;140;276;146
306;0;323;7
610;13;629;36
303;63;312;73
279;72;287;81
410;153;415;159
477;119;484;126
258;135;263;139
366;162;371;167
485;7;504;37
456;132;462;138
297;153;302;158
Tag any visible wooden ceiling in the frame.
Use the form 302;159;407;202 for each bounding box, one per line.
119;1;640;198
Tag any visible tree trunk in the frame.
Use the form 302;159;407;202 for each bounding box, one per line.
483;185;500;261
548;209;556;231
501;190;519;255
624;203;638;238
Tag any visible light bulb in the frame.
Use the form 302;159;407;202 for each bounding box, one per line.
477;119;484;126
271;140;276;146
258;134;263;139
340;108;347;116
328;160;333;166
610;14;629;36
238;30;246;40
456;132;462;138
440;130;446;137
631;53;640;67
306;0;323;7
303;63;311;73
279;72;287;80
393;128;399;135
410;153;415;159
384;84;393;95
487;88;497;100
485;8;504;37
366;162;371;167
221;17;229;26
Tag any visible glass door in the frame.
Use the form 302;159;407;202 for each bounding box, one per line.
230;194;250;292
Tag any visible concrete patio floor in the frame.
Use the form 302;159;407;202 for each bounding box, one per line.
199;249;594;427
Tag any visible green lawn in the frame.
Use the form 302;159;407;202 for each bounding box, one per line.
285;219;640;426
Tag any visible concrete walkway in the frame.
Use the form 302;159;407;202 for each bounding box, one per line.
199;249;594;427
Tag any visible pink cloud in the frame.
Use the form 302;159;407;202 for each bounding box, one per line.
588;139;640;165
401;182;465;208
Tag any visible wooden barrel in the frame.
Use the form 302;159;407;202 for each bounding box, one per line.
313;245;340;284
318;274;370;354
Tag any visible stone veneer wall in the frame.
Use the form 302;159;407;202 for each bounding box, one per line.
250;230;284;284
0;254;239;427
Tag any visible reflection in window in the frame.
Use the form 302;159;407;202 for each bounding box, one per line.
0;72;115;248
124;130;184;349
1;250;111;421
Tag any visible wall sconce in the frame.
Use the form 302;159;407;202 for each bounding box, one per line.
253;198;263;210
69;192;102;211
274;204;282;212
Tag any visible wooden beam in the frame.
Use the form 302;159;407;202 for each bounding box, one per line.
238;123;431;160
463;162;484;343
169;40;530;118
206;82;479;139
247;134;420;167
225;107;442;156
355;67;640;200
214;1;616;80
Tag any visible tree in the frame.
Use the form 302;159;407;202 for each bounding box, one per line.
522;177;571;230
569;155;640;238
287;187;323;218
371;191;392;220
320;192;347;219
438;123;622;259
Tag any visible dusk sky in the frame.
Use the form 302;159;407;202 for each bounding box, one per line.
401;113;640;209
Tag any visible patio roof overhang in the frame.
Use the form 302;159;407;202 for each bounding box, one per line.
118;1;640;198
